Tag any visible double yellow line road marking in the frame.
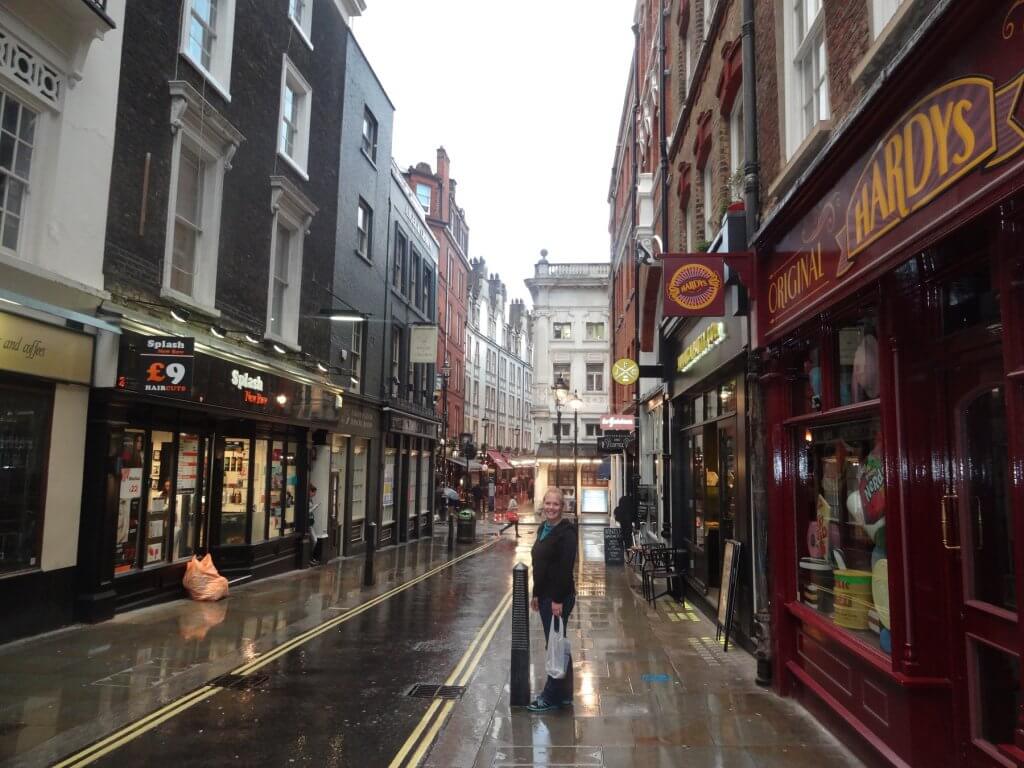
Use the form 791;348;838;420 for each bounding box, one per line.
54;539;499;768
388;588;513;768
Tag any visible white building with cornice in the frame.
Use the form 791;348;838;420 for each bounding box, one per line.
526;252;611;522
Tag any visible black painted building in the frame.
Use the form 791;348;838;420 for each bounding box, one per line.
77;0;358;621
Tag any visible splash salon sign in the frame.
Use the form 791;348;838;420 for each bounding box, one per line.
231;368;268;406
762;7;1024;338
663;255;725;316
141;337;193;398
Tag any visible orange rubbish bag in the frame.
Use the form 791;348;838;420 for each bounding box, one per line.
183;553;229;601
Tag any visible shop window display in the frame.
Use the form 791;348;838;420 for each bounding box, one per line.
251;440;268;544
285;441;298;534
796;418;890;654
146;431;175;566
793;343;822;414
115;429;145;573
836;313;879;406
220;439;250;545
407;447;417;519
173;434;204;559
350;439;367;537
418;452;430;516
382;447;396;525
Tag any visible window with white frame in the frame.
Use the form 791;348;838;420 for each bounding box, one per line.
277;56;312;175
349;322;363;391
702;160;716;239
552;362;570;388
288;0;313;49
552;322;572;340
585;423;603;438
265;176;315;346
356;198;372;259
361;107;378;163
556;422;570;437
585;322;606;341
871;0;904;38
163;82;240;312
784;0;829;157
0;92;35;254
416;183;431;211
180;0;236;99
586;363;604;392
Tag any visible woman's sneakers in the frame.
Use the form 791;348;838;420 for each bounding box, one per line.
526;697;556;712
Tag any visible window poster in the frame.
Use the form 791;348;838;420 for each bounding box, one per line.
383;454;395;508
116;466;143;572
177;436;199;493
147;543;162;561
148;520;164;539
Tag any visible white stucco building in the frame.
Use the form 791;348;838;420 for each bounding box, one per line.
526;252;611;520
0;0;125;639
464;259;534;456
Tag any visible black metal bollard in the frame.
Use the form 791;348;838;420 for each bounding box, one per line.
447;513;455;551
510;562;530;707
363;521;376;586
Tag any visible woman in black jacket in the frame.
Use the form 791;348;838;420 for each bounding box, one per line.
528;486;578;712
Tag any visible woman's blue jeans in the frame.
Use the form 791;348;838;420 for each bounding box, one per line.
538;595;575;704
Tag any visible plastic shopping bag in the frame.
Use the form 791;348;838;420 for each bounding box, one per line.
545;616;571;679
182;554;229;601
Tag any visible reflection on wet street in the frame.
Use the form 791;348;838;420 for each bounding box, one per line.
0;524;863;767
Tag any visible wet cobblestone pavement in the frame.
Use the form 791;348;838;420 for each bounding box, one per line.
0;519;863;767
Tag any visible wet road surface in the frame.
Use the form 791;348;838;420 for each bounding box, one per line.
51;535;521;768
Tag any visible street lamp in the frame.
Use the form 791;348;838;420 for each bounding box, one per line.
440;359;451;488
568;390;583;515
551;376;569;495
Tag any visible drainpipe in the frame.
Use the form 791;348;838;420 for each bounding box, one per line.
631;22;644;514
741;0;771;687
658;0;672;541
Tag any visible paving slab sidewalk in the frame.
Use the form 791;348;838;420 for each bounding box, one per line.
424;528;866;768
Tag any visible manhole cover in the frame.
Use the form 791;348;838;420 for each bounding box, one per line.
406;684;467;700
210;673;269;691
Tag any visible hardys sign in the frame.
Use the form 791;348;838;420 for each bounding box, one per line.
762;5;1024;338
662;255;725;316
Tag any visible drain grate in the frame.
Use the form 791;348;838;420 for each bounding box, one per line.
209;673;269;691
406;683;467;700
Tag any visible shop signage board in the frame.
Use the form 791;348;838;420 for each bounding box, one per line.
716;539;742;653
662;255;725;316
761;21;1024;340
0;311;93;385
389;413;439;439
409;325;438;364
141;337;194;398
600;414;635;431
677;321;727;372
597;434;631;453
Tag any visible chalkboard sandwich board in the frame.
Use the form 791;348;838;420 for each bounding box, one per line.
604;527;625;565
716;539;742;652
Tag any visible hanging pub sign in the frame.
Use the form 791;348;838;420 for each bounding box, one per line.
409;324;439;364
662;255;725;316
761;7;1024;340
140;337;194;398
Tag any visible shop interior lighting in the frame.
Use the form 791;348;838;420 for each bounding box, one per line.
350;376;359;386
210;324;227;339
271;342;288;355
170;307;191;323
275;393;288;405
316;361;329;373
0;297;21;306
244;333;260;345
317;308;367;322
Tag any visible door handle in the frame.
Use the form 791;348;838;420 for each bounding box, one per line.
941;493;961;550
974;498;984;551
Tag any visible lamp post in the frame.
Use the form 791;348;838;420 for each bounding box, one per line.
568;390;583;518
551;376;569;494
440;359;451;488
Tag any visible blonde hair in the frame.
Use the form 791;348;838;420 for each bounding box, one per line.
541;486;564;508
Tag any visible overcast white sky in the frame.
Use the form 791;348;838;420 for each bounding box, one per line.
352;2;635;307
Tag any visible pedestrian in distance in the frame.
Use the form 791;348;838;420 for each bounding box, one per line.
471;482;483;515
614;494;635;549
527;486;578;712
499;496;520;537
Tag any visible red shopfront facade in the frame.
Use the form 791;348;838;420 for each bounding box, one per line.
757;5;1024;766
